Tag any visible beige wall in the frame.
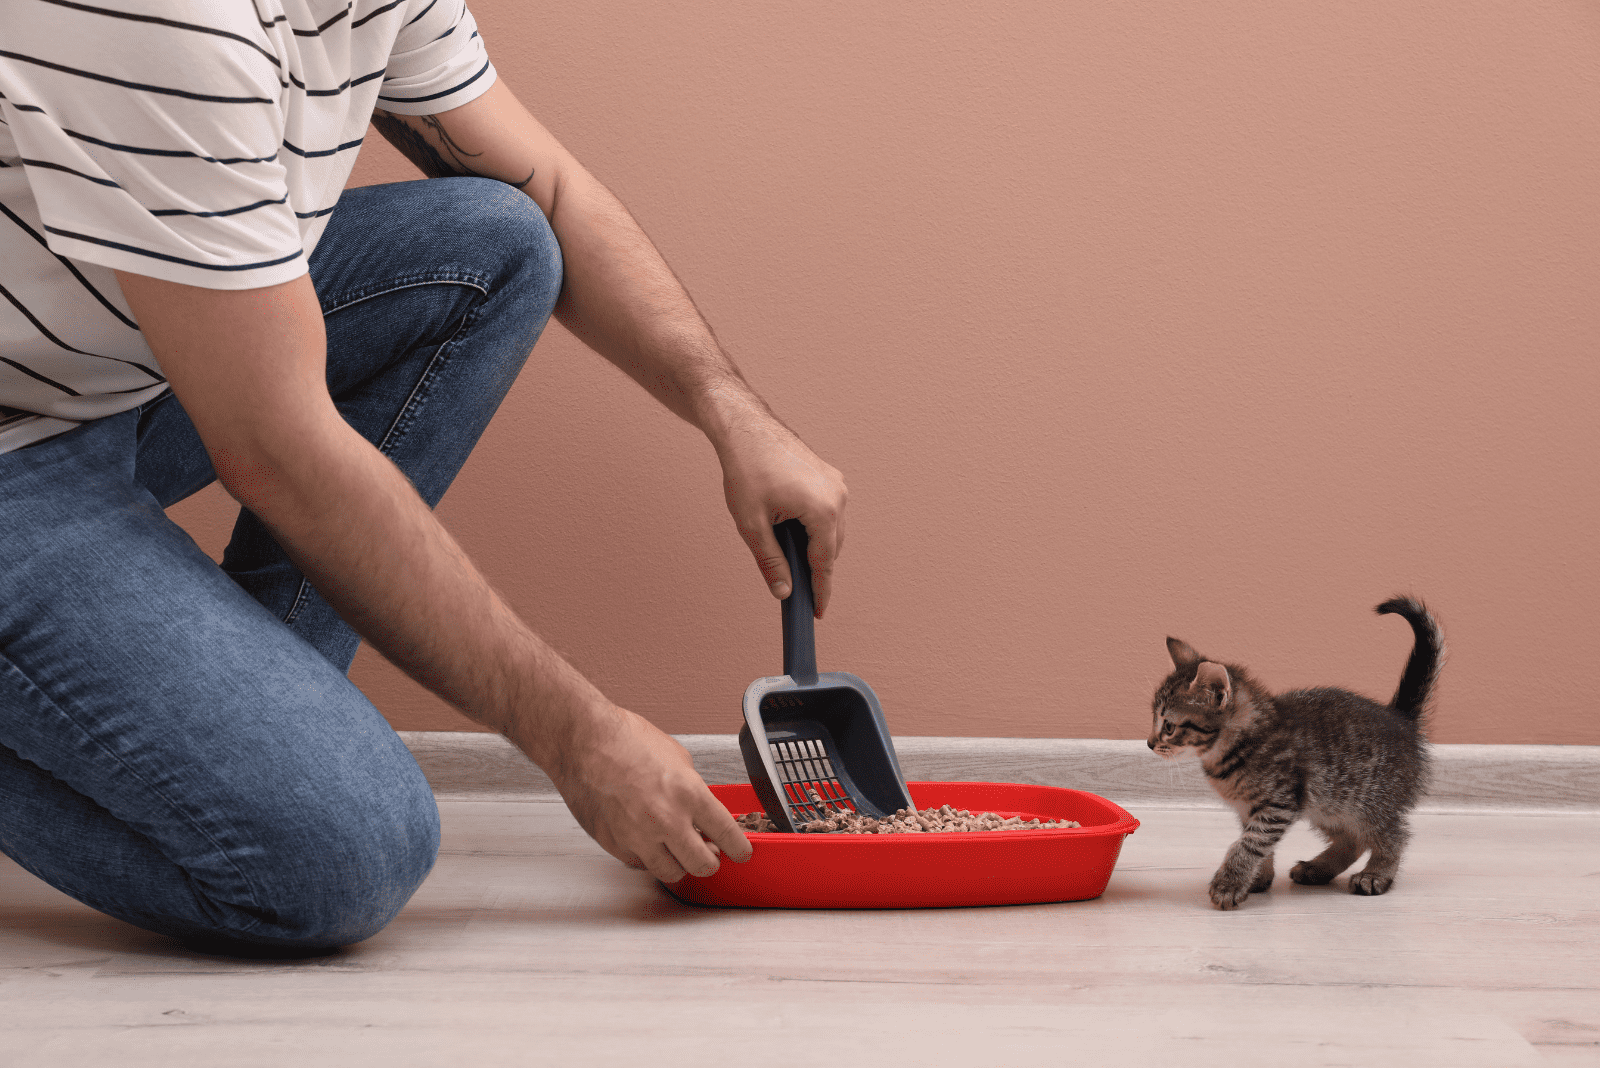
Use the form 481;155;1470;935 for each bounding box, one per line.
168;1;1599;744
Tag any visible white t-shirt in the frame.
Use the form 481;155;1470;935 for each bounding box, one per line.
0;0;498;453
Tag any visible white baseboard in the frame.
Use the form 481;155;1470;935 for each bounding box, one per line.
400;732;1600;813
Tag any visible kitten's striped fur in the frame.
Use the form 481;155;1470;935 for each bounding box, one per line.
1148;597;1444;909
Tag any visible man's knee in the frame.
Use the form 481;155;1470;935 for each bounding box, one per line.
198;776;441;953
445;176;564;313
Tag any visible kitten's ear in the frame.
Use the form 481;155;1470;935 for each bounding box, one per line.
1188;661;1232;707
1167;638;1202;670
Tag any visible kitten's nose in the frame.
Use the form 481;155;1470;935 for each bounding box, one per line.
1147;738;1156;750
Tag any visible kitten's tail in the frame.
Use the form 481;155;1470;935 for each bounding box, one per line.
1376;596;1445;721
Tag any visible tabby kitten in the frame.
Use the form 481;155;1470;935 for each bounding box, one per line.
1149;597;1443;910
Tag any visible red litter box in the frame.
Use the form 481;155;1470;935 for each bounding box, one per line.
672;521;1140;909
665;781;1139;909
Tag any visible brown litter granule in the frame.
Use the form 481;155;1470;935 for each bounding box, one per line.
735;790;1079;834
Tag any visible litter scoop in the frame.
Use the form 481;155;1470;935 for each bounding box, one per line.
737;519;915;832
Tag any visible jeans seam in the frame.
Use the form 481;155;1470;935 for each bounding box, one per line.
318;274;490;318
0;652;268;934
282;579;315;627
375;291;486;458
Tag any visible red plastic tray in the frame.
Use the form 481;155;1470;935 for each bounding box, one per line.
664;781;1139;909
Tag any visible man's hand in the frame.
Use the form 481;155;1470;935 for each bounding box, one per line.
532;705;753;882
718;416;848;618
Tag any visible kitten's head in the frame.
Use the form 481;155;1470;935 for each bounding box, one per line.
1148;637;1232;759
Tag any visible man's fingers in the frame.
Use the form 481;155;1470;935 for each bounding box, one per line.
557;706;758;887
631;823;745;884
740;520;792;600
804;518;840;619
666;787;743;878
639;788;753;882
745;512;845;615
661;826;723;880
640;841;691;884
696;799;754;863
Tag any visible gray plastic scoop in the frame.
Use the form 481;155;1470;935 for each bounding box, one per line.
738;520;914;832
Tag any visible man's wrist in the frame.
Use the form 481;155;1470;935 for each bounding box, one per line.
490;646;615;778
694;377;787;457
507;695;624;795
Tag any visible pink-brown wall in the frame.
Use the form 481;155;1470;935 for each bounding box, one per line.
169;0;1599;744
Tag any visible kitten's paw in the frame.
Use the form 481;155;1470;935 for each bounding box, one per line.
1348;873;1394;896
1289;861;1335;886
1208;875;1252;910
1249;857;1274;893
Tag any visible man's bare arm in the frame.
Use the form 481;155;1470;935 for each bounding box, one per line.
114;270;750;883
373;81;849;614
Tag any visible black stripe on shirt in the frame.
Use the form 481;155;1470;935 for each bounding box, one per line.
0;282;163;379
68;130;279;166
43;226;303;272
286;67;385;97
0;50;276;105
352;0;407;30
0;199;141;330
0;354;82;397
21;160;290;223
20;157;122;189
405;0;439;26
21;111;279;166
248;0;288;33
244;0;408;38
286;71;350;97
295;3;353;36
33;0;282;70
295;204;338;220
376;57;489;104
28;132;353;184
281;135;366;160
150;193;290;219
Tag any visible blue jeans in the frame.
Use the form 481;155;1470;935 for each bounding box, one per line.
0;178;562;953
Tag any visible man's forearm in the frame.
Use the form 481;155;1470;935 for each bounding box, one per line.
543;172;779;449
242;416;605;772
114;271;607;776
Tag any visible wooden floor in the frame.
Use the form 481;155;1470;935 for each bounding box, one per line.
2;800;1596;1066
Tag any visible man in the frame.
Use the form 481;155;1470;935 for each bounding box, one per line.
0;0;846;952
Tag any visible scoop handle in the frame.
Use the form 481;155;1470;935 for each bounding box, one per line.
775;519;819;686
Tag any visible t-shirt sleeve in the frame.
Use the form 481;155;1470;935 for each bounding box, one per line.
1;1;304;291
376;0;498;116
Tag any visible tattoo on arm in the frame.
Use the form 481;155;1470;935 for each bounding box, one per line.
372;109;536;191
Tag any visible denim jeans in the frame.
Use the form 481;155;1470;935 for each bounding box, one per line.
0;177;562;953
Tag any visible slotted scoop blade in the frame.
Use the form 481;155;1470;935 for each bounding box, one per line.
738;520;913;833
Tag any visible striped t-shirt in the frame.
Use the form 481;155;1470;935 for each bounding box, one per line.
0;0;498;453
